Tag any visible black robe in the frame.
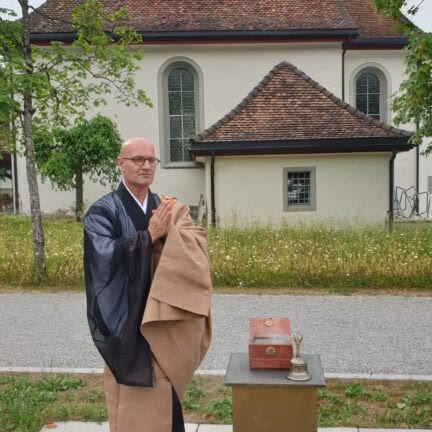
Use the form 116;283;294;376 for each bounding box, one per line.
83;183;184;431
84;182;158;386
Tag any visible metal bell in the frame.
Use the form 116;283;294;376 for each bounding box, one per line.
286;356;312;381
286;331;312;382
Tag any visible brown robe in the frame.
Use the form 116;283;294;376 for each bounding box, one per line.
105;201;212;431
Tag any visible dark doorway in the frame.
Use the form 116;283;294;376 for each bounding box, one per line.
0;152;14;213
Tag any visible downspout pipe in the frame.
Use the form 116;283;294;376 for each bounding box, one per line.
341;38;352;101
210;151;216;227
12;148;19;214
388;147;397;232
415;120;420;215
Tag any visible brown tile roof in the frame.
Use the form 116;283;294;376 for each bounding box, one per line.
28;0;404;40
128;0;354;32
193;61;412;144
344;0;406;39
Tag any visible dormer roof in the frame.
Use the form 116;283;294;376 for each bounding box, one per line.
190;62;413;156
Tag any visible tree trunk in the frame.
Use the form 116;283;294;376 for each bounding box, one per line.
21;0;46;279
75;163;84;221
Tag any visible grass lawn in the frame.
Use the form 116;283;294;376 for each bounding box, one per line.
1;214;432;291
1;373;431;431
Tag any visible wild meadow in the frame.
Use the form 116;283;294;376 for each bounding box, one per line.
209;224;432;290
0;214;431;290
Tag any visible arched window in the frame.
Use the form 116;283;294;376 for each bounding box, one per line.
158;58;204;166
355;72;380;120
352;65;389;122
168;67;195;162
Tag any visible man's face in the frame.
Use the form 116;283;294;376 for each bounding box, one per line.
117;139;157;190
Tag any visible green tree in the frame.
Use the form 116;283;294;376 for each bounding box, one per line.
34;115;122;219
0;1;151;279
375;0;432;150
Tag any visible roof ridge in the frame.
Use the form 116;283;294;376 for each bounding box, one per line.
192;61;411;142
192;61;289;141
337;0;357;31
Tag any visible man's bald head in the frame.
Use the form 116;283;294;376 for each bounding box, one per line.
119;137;155;157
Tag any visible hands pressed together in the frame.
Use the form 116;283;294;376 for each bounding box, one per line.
148;197;174;243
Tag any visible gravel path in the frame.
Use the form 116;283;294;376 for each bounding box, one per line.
1;293;431;375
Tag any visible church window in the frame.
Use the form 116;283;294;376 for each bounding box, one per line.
283;167;316;212
356;72;380;120
352;66;389;122
168;67;195;162
158;58;204;167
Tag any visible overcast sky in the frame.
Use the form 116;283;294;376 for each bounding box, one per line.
3;0;432;32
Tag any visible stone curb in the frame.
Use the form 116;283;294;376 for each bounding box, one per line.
38;422;432;432
2;366;432;382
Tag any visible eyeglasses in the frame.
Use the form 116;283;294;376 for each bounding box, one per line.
120;156;160;167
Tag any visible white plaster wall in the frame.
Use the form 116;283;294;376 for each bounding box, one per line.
21;43;427;219
17;42;342;214
345;50;432;217
210;153;391;227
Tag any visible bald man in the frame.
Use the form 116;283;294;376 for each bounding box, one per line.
83;138;211;432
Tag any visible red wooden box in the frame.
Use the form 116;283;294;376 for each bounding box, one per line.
248;317;293;369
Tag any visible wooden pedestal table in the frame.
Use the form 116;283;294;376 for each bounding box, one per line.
224;353;326;432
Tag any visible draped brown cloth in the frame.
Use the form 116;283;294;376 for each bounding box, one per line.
105;201;212;432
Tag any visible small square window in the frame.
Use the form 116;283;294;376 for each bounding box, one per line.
283;167;316;212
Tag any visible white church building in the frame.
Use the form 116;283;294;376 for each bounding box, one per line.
5;0;431;226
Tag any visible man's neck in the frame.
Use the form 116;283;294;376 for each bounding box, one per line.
123;180;148;205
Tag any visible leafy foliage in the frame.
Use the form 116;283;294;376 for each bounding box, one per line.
204;387;232;424
375;0;432;150
345;383;368;398
1;1;151;134
0;9;22;145
183;376;204;410
33;115;122;214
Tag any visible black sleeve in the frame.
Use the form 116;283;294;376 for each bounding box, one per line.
84;204;130;339
83;201;154;386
